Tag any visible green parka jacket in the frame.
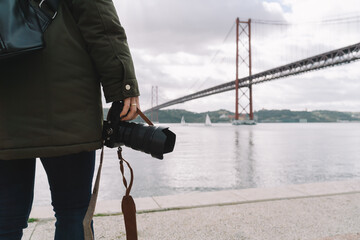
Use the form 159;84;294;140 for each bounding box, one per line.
0;0;140;160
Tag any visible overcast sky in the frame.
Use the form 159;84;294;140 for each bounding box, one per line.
107;0;360;113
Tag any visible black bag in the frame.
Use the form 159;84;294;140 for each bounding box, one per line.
0;0;60;60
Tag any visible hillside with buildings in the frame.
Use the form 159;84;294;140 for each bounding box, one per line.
104;108;360;123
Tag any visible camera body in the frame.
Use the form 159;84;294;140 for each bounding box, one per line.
103;101;176;159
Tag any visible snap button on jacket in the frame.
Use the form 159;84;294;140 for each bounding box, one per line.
0;0;140;160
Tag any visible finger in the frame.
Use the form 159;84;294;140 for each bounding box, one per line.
133;97;140;117
120;98;131;119
135;97;141;110
121;109;137;121
121;100;138;121
131;97;140;119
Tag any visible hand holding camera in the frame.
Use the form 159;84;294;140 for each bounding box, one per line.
120;97;140;121
103;101;176;159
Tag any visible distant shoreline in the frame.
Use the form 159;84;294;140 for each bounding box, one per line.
104;108;360;124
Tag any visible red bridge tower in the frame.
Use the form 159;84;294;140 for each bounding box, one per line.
235;18;253;120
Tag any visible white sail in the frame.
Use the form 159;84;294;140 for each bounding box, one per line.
205;114;212;126
181;116;187;125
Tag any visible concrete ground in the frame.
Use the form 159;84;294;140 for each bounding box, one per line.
24;180;360;240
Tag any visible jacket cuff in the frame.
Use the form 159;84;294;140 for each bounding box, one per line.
103;78;140;103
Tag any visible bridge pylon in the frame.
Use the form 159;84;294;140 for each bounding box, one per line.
235;18;253;120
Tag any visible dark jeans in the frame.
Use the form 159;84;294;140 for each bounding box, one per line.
0;151;95;240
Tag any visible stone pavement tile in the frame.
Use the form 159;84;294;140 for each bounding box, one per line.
96;200;122;215
135;197;161;211
291;180;360;196
344;179;360;192
27;220;55;240
22;222;37;240
93;215;126;240
96;197;160;215
231;185;307;202
25;217;126;240
314;233;360;240
231;180;360;203
29;205;54;219
153;190;246;209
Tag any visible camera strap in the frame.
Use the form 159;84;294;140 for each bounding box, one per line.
82;145;138;240
118;147;138;240
83;108;152;240
136;108;154;126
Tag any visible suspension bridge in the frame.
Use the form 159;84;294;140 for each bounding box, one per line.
144;16;360;121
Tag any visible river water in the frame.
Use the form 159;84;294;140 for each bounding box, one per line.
33;122;360;206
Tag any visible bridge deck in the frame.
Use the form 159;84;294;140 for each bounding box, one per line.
145;42;360;113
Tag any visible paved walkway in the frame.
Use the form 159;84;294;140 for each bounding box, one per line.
25;180;360;239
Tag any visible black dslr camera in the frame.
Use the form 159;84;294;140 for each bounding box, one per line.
103;101;176;159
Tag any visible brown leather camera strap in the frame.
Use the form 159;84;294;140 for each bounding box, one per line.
137;108;154;126
83;146;138;240
83;108;150;240
118;147;138;240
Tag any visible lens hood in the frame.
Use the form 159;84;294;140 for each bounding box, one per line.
103;101;176;159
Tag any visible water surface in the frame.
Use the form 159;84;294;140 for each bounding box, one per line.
34;122;360;206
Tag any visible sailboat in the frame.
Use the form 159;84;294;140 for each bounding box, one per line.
181;116;187;126
205;114;212;126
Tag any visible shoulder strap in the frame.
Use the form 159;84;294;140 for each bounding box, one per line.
33;0;61;19
42;0;61;12
83;145;104;240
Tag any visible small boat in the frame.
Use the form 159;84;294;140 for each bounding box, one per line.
181;116;187;126
205;114;212;126
232;119;256;125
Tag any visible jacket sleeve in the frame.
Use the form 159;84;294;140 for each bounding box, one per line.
66;0;139;102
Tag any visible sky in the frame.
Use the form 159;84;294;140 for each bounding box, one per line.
106;0;360;113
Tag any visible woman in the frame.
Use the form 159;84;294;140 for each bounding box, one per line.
0;0;140;239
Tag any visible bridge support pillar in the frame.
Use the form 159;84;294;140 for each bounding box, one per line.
235;18;253;120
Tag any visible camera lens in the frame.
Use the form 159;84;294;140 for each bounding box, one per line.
103;101;176;159
116;122;175;159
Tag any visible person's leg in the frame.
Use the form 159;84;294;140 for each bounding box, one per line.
41;151;95;240
0;158;36;240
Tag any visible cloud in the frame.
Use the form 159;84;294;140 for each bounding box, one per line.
115;0;286;54
253;64;360;111
109;0;360;112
